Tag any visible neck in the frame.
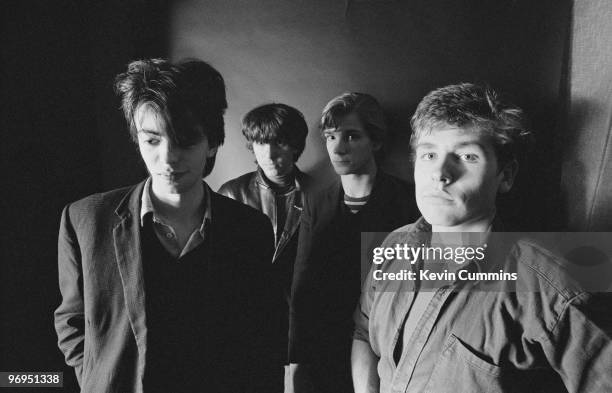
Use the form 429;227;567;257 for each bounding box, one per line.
340;165;377;198
431;211;496;233
150;180;205;223
262;167;295;188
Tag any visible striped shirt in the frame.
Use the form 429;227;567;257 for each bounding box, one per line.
343;193;370;214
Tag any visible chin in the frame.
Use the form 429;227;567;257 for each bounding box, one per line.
332;165;352;175
420;206;462;227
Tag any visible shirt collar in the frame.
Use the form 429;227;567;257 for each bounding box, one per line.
140;177;212;235
255;166;303;192
410;216;504;284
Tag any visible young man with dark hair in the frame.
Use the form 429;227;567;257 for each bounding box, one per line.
287;93;419;393
352;83;612;393
54;58;277;393
219;103;311;295
218;103;312;386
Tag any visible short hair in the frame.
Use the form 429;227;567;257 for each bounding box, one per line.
410;83;533;168
241;103;308;161
320;92;388;148
114;58;227;177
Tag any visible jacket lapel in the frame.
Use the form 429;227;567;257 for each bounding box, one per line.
272;168;310;263
113;181;148;360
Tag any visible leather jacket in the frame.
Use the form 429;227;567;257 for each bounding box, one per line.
218;167;312;299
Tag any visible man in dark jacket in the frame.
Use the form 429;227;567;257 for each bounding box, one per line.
287;93;419;393
218;104;313;389
54;58;277;393
219;103;312;301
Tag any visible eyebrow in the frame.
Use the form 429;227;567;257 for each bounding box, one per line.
415;141;485;150
137;129;161;136
323;128;363;134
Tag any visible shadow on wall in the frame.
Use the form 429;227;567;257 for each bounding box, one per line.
562;97;605;230
170;0;572;231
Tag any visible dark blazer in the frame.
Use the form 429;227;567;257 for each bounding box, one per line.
54;180;277;393
288;171;418;392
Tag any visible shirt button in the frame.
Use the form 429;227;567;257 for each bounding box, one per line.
166;232;174;239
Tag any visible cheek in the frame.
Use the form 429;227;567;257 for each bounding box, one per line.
413;163;428;185
138;149;155;165
281;150;294;164
252;150;264;163
354;144;372;160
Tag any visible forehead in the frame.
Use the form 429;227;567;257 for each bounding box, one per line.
134;103;168;133
325;111;365;133
415;126;493;151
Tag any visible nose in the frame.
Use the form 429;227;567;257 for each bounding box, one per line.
430;155;454;186
264;144;280;161
331;137;347;155
160;139;180;165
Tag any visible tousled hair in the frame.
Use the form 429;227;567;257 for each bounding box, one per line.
241;103;308;161
410;83;533;168
114;58;227;177
320;92;387;160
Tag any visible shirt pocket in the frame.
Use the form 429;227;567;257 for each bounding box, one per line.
424;334;506;393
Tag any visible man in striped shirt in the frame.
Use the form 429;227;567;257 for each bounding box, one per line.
287;92;418;393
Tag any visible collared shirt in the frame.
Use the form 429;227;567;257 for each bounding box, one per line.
354;218;612;393
140;178;211;259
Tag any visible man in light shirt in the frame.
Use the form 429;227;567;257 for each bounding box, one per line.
352;83;612;393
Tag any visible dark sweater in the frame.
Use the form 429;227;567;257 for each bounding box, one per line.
142;218;211;392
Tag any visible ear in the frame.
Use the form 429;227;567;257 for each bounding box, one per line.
498;159;518;194
207;146;218;158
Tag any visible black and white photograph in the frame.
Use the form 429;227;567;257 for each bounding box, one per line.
2;0;612;392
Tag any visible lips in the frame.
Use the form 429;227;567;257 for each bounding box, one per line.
422;192;454;202
159;171;186;181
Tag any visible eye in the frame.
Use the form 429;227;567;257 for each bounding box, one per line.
325;134;335;141
420;152;436;161
460;153;479;162
347;133;360;141
145;139;160;146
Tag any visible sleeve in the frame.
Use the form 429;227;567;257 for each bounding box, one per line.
54;205;85;385
353;264;376;344
288;194;315;363
543;292;612;392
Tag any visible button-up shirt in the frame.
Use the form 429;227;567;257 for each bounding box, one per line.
140;178;211;258
354;218;612;393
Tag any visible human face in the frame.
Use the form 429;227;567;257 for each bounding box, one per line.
324;112;379;176
414;126;514;231
252;141;296;183
135;104;217;198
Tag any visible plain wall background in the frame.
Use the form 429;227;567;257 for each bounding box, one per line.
562;0;612;230
165;0;570;230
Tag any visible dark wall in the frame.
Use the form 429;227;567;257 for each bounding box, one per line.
170;0;571;230
2;1;168;391
563;0;612;231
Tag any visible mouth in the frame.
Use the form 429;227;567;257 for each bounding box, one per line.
332;160;350;165
422;192;454;202
158;171;186;181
